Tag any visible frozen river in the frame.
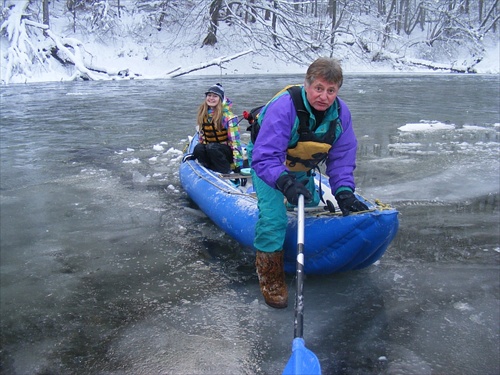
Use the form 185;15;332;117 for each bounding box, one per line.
0;74;499;374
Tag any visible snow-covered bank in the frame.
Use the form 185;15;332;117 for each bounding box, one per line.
59;37;500;78
73;32;500;78
1;0;499;85
5;36;500;85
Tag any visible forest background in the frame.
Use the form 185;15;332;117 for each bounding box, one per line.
1;0;499;84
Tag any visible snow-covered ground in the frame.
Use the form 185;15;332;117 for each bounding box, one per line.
83;35;500;77
1;0;499;84
5;36;498;85
12;34;500;85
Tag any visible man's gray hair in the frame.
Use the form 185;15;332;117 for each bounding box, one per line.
305;57;343;88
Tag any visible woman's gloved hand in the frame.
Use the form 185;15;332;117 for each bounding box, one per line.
335;190;368;216
276;174;312;205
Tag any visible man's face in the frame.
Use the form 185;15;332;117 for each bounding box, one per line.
304;78;340;111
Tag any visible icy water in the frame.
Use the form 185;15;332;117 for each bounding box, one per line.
0;74;499;375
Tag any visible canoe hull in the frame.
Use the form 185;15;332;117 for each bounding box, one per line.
180;138;399;275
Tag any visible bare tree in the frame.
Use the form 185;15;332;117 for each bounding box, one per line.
244;0;257;23
202;0;223;46
42;0;49;26
382;0;397;48
3;0;499;84
479;0;499;33
329;0;337;50
270;0;278;47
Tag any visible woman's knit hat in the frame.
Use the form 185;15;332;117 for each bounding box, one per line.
205;83;224;101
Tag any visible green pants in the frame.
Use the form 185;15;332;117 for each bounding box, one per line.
250;165;320;253
248;142;320;252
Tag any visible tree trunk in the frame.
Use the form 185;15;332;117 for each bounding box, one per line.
42;0;49;26
419;4;425;31
329;0;337;52
202;0;223;46
244;0;256;23
405;3;424;35
382;0;397;48
378;0;386;16
264;0;272;20
271;1;279;47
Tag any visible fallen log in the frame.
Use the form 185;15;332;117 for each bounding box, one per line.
394;56;475;73
24;20;125;81
167;50;254;78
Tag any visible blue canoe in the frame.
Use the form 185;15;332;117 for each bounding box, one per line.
180;135;399;275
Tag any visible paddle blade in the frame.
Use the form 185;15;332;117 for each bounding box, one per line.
282;338;321;375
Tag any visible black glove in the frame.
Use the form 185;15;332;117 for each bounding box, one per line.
276;174;313;206
335;190;369;216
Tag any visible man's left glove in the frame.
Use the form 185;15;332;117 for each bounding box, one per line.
335;190;368;216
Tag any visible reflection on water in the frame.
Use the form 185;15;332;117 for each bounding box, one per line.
0;75;499;374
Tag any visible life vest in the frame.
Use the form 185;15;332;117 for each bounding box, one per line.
285;86;340;172
201;121;228;144
247;85;341;172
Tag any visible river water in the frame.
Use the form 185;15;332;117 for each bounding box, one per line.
0;74;498;375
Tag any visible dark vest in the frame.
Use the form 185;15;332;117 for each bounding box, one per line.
285;86;339;172
201;121;228;144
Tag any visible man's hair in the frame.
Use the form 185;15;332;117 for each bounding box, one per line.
305;57;343;88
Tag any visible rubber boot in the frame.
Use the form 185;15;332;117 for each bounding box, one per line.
255;250;288;309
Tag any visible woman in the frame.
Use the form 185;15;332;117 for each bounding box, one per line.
188;83;243;174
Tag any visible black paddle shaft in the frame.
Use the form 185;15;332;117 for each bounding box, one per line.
294;243;305;338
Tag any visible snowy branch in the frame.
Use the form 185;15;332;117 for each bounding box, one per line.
1;0;32;84
389;54;471;73
44;29;103;81
166;50;254;78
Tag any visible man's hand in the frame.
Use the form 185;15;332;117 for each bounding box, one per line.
276;174;313;206
335;190;368;216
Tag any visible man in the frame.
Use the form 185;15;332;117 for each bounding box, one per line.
249;57;368;308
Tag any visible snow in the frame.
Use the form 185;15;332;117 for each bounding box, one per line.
397;121;499;133
14;38;499;84
474;41;500;74
398;121;456;132
1;1;499;84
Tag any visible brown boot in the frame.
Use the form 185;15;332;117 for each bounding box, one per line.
255;250;288;309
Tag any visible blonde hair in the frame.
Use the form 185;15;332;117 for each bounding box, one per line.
197;100;223;130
